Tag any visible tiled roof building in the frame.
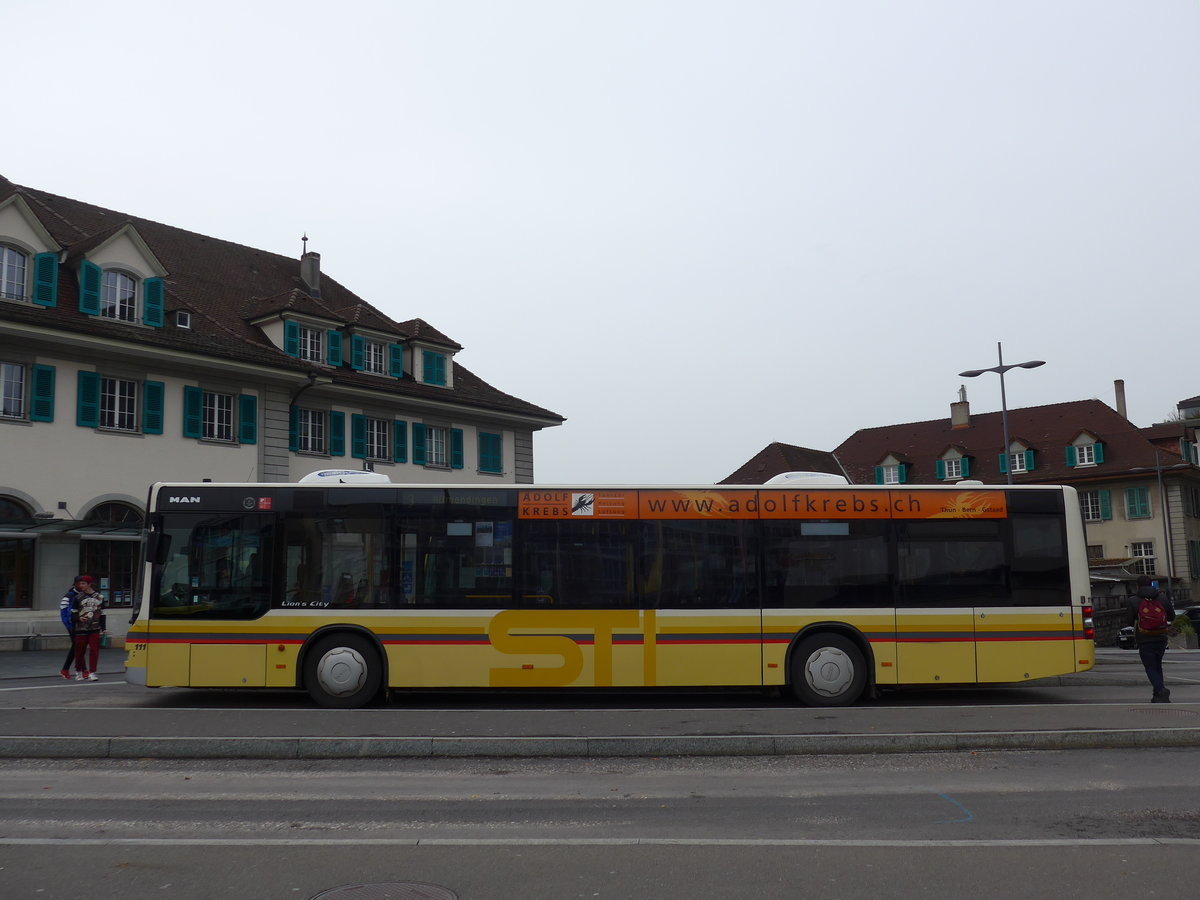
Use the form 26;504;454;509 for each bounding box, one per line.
0;175;563;625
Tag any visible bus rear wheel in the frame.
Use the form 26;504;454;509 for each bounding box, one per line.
303;633;383;709
789;633;866;707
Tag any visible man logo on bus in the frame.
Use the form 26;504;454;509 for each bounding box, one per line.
571;493;594;516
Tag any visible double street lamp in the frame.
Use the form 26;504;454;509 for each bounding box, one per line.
959;342;1046;485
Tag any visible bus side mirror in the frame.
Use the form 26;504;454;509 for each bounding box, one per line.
146;531;173;565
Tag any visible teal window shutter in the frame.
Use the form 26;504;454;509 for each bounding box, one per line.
76;371;99;427
350;414;367;459
1125;487;1150;518
960;457;970;478
393;420;407;463
350;335;365;371
182;386;203;438
33;253;58;307
935;460;945;480
142;381;164;434
423;350;446;385
330;411;346;457
79;261;101;315
1024;450;1035;471
143;278;164;327
1098;489;1112;521
284;321;299;357
327;330;343;366
389;344;404;377
1065;446;1077;468
896;463;907;484
1093;442;1105;464
412;423;427;465
479;432;502;474
873;466;883;484
998;453;1008;474
288;407;299;451
450;428;464;469
238;394;257;444
30;364;55;422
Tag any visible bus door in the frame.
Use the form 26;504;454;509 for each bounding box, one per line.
894;520;996;685
146;513;274;688
975;510;1078;682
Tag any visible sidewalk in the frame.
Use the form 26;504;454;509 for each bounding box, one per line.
2;648;1198;759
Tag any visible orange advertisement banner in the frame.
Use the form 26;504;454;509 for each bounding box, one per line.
519;489;1007;520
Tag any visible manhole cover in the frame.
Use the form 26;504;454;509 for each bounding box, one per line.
309;883;458;900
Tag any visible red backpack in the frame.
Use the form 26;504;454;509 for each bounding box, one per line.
1137;597;1170;635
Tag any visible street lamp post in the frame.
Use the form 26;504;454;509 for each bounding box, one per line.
959;342;1046;485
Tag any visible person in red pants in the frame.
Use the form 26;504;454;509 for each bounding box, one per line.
69;576;106;681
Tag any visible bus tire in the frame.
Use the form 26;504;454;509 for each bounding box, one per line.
789;633;867;707
303;633;382;709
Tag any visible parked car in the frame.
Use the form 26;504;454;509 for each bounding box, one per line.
1117;625;1136;649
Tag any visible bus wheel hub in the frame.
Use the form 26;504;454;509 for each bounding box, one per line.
316;646;368;697
804;647;853;697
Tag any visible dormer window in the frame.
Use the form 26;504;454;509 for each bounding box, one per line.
1066;438;1104;468
1000;446;1036;476
101;270;137;321
1;246;27;301
176;310;191;329
79;259;164;327
297;325;323;363
873;461;907;484
362;339;386;374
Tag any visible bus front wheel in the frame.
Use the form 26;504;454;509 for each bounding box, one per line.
303;633;383;709
789;633;866;707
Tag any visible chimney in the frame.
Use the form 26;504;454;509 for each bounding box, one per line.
1114;379;1127;420
950;384;971;429
300;251;321;298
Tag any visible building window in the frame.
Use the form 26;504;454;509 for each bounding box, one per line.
0;246;27;301
1125;487;1151;519
176;310;191;329
943;458;962;480
1087;544;1104;560
364;417;390;460
1130;541;1155;576
1079;490;1110;522
881;464;899;485
1008;452;1028;474
296;408;326;453
99;377;137;431
203;391;234;442
100;271;138;322
363;340;386;375
1076;444;1095;465
426;425;448;466
298;326;323;363
1;362;24;418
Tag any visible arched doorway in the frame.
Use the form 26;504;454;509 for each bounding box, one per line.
78;502;144;609
0;497;34;608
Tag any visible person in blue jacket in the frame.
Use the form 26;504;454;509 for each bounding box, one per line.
58;575;94;680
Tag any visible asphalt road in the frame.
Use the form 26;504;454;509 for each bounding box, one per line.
1;750;1197;899
1;647;1199;758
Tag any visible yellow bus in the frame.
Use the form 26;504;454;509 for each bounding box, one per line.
124;473;1095;708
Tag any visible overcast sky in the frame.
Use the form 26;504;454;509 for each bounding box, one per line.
9;1;1199;483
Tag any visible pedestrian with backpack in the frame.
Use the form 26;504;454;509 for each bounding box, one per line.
57;575;95;680
1127;575;1176;703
